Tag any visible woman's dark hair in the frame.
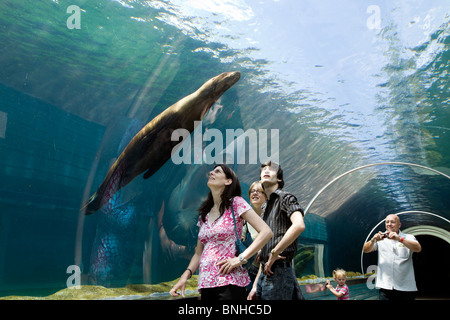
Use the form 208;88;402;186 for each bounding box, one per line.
198;164;242;222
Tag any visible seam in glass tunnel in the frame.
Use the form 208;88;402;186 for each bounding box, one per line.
72;38;184;269
403;225;450;244
301;162;450;281
75;139;108;269
303;162;450;215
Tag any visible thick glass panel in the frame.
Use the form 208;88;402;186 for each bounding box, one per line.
0;0;449;300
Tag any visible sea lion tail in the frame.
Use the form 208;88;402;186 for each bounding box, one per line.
82;162;125;215
82;192;102;215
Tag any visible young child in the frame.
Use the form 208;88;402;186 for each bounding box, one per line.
326;269;349;300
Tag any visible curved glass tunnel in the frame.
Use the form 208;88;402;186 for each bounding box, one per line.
0;0;449;299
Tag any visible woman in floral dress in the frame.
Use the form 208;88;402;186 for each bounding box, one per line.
170;164;272;300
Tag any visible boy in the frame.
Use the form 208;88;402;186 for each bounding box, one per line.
248;161;305;300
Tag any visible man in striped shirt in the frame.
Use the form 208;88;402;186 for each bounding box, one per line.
248;161;306;300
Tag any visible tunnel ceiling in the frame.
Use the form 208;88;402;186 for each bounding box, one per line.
0;0;449;223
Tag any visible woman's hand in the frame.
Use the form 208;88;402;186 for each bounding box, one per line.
247;287;257;300
217;257;242;274
169;277;188;298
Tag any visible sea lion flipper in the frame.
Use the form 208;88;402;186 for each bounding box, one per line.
83;192;101;215
143;169;152;179
83;161;128;214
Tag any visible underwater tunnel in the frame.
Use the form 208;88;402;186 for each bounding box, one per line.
0;0;449;300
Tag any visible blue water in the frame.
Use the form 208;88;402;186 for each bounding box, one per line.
0;0;449;297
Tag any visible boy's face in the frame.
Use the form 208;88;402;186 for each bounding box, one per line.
260;165;279;187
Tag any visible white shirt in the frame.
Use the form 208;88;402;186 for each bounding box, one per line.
373;230;418;292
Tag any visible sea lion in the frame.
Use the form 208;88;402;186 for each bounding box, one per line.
83;71;241;215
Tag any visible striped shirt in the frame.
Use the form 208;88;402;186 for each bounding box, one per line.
335;284;349;300
259;189;304;263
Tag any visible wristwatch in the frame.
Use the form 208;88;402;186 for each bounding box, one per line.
270;249;279;257
238;254;248;264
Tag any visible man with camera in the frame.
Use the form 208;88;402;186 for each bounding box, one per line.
363;214;422;300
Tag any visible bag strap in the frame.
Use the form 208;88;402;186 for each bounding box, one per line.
230;197;240;242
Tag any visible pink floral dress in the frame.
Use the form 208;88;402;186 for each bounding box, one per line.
197;196;251;290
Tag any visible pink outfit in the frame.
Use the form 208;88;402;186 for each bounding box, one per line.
336;284;349;300
197;196;251;290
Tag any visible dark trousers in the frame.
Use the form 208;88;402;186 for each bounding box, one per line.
200;284;247;300
256;261;304;300
379;288;416;300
